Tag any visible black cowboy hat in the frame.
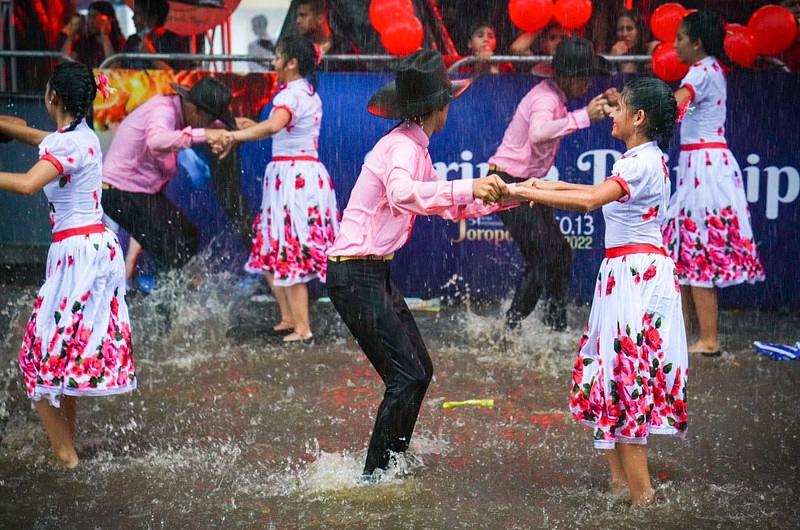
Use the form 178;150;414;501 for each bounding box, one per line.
367;49;472;120
552;37;613;77
171;77;236;129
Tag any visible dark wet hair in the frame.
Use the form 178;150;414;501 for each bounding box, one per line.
88;1;124;49
48;62;97;132
297;0;327;15
276;34;319;88
621;77;677;149
681;11;729;65
613;10;650;55
136;0;170;27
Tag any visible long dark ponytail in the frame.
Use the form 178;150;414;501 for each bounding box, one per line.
276;34;319;90
681;11;731;66
48;62;97;132
622;77;678;150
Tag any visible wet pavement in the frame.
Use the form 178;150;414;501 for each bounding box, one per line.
1;272;798;529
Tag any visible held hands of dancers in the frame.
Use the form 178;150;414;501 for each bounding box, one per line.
206;129;235;159
472;174;508;204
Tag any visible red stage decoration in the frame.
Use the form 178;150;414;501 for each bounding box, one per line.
651;43;688;82
724;24;758;68
380;15;424;56
649;3;688;43
747;5;797;56
369;0;414;34
553;0;592;30
508;0;554;34
122;0;239;36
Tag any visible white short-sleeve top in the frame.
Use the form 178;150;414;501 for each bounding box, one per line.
270;78;322;159
38;120;104;232
679;55;727;145
603;141;671;249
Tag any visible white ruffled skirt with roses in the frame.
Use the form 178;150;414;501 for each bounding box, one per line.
18;229;136;407
663;148;765;287
569;253;688;449
245;159;339;286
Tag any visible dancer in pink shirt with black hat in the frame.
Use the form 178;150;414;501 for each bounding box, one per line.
326;49;517;483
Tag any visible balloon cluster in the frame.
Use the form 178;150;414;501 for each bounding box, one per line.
369;0;423;56
508;0;592;33
650;2;798;80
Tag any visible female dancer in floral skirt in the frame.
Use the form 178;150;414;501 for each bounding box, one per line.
508;78;686;506
665;11;765;356
0;63;136;468
227;34;339;343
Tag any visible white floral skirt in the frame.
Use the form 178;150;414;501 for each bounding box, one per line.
569;253;688;449
18;229;136;407
245;159;340;286
664;148;765;287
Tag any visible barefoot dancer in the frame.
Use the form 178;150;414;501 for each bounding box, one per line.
0;64;136;469
665;11;765;356
508;78;687;506
326;50;516;481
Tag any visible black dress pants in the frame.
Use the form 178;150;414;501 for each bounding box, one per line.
495;171;572;327
102;188;199;268
327;259;433;475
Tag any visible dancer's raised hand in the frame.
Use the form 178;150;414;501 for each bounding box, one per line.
587;94;609;122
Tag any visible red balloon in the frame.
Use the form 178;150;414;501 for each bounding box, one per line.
508;0;554;34
724;24;758;68
650;2;688;43
381;15;424;56
369;0;414;34
748;5;797;56
651;43;689;82
553;0;592;30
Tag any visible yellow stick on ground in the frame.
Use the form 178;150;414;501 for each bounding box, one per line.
442;399;494;409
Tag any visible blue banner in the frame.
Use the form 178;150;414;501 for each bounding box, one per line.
2;71;798;308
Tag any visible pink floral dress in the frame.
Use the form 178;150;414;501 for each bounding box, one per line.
570;141;688;449
245;79;340;286
18;121;136;407
663;56;765;287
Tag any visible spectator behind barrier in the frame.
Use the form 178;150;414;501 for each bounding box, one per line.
607;10;657;74
295;0;358;56
120;0;191;70
458;21;514;74
777;0;800;71
510;22;572;77
248;15;275;73
60;2;125;68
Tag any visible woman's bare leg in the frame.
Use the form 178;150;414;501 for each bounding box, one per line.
688;286;719;353
35;400;79;469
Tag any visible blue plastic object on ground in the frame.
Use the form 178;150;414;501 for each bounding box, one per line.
753;341;799;360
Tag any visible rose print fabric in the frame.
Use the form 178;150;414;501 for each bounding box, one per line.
244;79;339;285
570;141;688;449
569;253;688;448
664;56;765;288
20;122;136;406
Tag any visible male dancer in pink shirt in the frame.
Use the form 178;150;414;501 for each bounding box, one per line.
101;77;234;273
489;38;611;331
326;50;517;482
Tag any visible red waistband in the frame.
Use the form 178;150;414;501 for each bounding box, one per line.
52;224;106;242
605;243;667;259
272;155;320;162
680;142;728;151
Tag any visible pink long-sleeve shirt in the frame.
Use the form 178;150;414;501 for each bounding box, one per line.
102;95;206;193
488;79;590;179
328;122;516;257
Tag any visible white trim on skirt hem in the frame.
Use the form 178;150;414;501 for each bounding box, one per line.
576;420;688;449
29;380;138;408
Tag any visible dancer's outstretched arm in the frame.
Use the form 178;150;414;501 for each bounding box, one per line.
0;116;50;146
509;178;625;213
526;178;594;191
0;160;60;196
